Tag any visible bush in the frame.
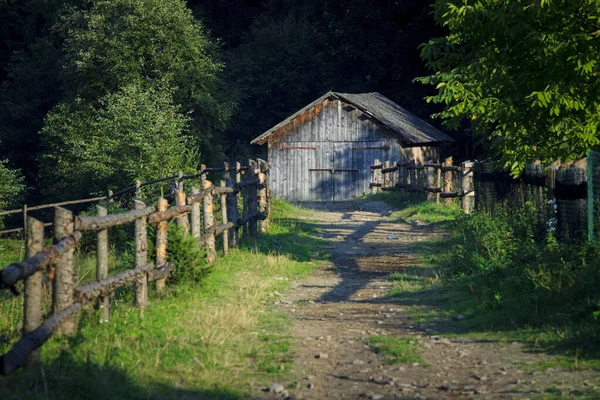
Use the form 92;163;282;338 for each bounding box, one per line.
442;202;600;330
122;221;210;285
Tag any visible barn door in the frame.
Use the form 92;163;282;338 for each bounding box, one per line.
333;142;358;200
351;141;391;197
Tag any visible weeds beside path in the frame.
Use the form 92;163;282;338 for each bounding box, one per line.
254;200;600;399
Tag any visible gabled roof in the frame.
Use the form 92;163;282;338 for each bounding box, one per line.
250;91;453;145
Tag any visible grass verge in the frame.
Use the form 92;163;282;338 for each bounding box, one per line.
0;199;326;399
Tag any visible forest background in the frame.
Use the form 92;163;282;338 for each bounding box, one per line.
0;0;597;211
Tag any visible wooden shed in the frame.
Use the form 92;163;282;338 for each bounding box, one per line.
251;91;453;201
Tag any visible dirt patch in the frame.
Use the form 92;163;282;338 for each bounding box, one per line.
252;201;599;399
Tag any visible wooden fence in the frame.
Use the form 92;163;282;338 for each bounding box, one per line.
0;159;270;376
369;157;475;212
370;156;590;238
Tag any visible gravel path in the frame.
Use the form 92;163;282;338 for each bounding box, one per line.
253;201;599;400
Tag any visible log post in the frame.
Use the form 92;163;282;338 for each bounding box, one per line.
134;200;148;309
444;157;454;206
53;207;76;336
383;160;391;188
399;162;406;193
96;206;110;323
461;161;475;213
410;159;418;190
178;170;184;192
224;162;230;179
258;166;268;234
426;160;435;202
23;216;44;366
22;204;27;241
108;189;114;203
235;161;241;242
220;181;229;254
203;180;216;263
436;163;442;204
226;178;238;248
373;159;382;194
155;197;168;291
190;188;201;239
392;161;398;188
135;180;141;199
200;164;207;189
248;161;258;237
175;189;189;231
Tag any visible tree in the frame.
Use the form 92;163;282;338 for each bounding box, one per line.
0;158;25;227
37;0;228;198
41;84;196;197
417;0;600;170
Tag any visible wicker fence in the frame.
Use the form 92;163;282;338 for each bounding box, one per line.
0;159;270;376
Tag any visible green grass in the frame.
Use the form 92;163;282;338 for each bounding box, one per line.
0;200;327;399
366;336;422;365
363;192;462;224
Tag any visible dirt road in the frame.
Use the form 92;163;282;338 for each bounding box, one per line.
255;201;599;399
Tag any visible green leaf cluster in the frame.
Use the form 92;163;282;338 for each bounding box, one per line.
417;0;600;170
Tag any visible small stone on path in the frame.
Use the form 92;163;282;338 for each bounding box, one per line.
266;383;285;393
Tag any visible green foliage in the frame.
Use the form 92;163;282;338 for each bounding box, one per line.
0;159;25;228
163;222;210;284
40;83;197;197
441;204;600;337
417;0;600;170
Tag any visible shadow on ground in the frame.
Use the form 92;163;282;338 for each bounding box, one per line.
0;352;237;400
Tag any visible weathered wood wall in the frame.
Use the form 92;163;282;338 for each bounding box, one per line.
268;97;440;201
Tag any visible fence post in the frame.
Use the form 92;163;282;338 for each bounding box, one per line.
436;163;442;204
426;161;435;202
461;161;474;213
373;159;382;193
22;204;27;241
220;180;229;254
203;180;216;263
392;161;398;188
96;206;110;323
155;197;168;291
224;162;230;179
134;200;148;309
23;216;44;366
190;188;201;239
226;178;238;248
258;164;268;234
200;164;207;189
175;189;189;231
235;161;241;242
248;161;258;237
444;157;453;206
383;160;390;188
178;170;184;192
53;207;76;335
398;162;406;193
135;180;141;199
108;189;114;203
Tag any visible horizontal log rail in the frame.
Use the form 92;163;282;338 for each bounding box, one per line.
74;262;159;304
0;232;82;292
238;211;268;226
148;205;192;224
74;206;155;231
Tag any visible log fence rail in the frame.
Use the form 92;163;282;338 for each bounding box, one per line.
0;159;271;376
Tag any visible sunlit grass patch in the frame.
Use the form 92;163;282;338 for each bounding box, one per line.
366;336;422;365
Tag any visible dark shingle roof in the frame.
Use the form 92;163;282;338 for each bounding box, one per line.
251;91;453;145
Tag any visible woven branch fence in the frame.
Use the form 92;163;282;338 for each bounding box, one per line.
0;159;270;376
